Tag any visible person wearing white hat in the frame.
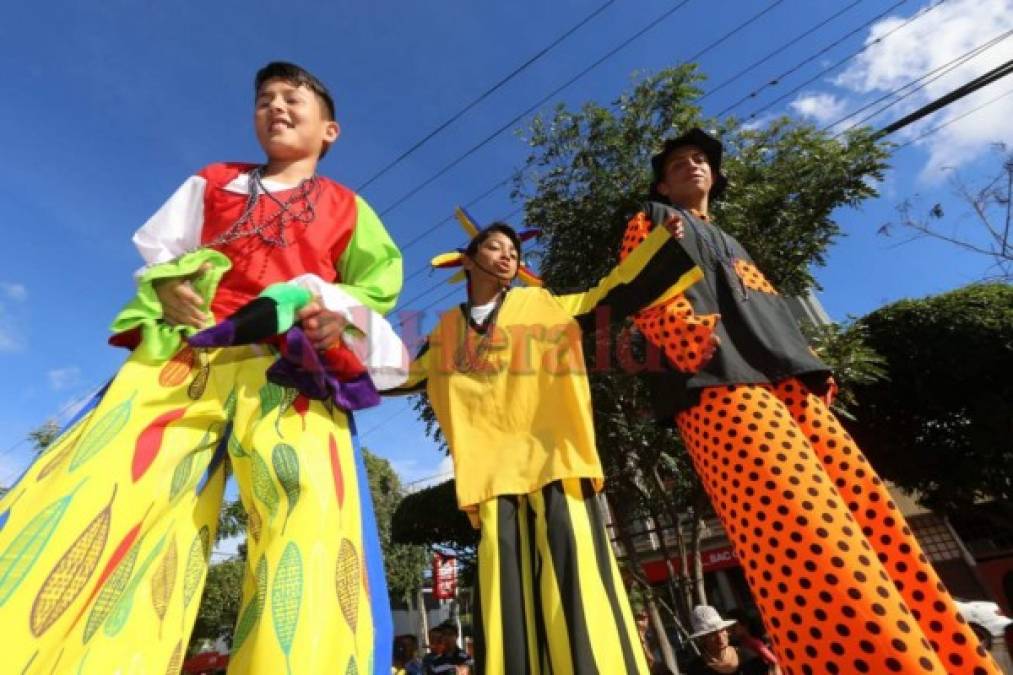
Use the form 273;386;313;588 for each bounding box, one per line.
686;606;769;675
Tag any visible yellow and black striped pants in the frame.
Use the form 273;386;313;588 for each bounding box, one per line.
473;479;648;675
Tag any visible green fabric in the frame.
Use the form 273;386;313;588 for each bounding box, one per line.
260;283;313;332
109;249;232;362
336;196;403;315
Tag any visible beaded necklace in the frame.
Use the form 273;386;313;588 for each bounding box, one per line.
454;288;508;373
206;165;319;250
680;208;749;300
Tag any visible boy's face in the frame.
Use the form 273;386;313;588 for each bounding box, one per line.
656;144;713;206
255;78;339;162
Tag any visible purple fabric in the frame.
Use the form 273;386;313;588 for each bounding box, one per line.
187;320;236;347
266;327;380;411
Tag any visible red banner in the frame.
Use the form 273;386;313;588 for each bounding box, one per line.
432;552;458;600
641;545;739;584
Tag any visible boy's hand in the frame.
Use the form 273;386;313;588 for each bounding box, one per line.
154;263;212;328
298;298;348;351
663;213;685;238
698;314;721;367
700;333;721;366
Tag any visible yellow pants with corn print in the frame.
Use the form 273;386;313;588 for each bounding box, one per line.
0;345;374;675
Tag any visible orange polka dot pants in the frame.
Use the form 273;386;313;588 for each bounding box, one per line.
676;379;1000;675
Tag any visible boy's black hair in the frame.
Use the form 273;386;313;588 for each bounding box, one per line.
255;61;336;121
464;222;522;259
436;621;460;637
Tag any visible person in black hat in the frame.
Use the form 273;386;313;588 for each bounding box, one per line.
616;128;1001;674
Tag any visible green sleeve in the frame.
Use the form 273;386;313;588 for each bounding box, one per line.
336;196;403;315
109;248;232;362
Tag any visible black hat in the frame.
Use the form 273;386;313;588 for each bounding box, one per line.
649;127;728;202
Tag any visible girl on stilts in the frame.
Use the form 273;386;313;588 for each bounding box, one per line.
392;209;703;675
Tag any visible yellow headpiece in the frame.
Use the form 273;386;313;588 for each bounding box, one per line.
430;207;543;286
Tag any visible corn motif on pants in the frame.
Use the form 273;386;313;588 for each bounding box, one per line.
0;345;381;674
676;378;1000;675
473;478;649;675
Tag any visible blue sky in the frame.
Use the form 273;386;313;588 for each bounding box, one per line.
1;0;1011;493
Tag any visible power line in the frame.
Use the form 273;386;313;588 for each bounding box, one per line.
378;0;786;270
392;0;925;313
359;402;416;440
403;470;455;490
893;86;1013;149
396;275;455;314
678;1;785;66
355;1;616;192
411;285;462;318
876;58;1013;138
715;0;914;117
375;0;785;219
374;0;699;218
0;385;104;486
698;0;869;103
399;177;510;254
389;1;799;303
390;0;880;310
742;0;949;122
826;28;1013;135
394;205;526;313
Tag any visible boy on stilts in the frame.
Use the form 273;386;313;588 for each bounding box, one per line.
0;62;404;674
618;127;1000;674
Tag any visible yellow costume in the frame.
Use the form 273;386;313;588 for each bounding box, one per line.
0;162;402;674
392;222;699;675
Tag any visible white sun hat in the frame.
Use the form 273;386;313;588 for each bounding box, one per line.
689;605;738;638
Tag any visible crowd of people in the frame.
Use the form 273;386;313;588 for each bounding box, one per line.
393;623;473;675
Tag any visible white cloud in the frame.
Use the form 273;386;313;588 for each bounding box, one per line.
830;0;1013;176
0;329;18;352
0;305;24;352
0;282;28;351
48;367;82;391
789;93;849;126
395;453;454;492
741;112;779;132
0;283;26;302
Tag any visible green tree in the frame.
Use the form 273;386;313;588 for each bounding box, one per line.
802;320;887;419
363;447;429;600
391;478;478;555
848;283;1013;516
27;420;61;453
215;498;248;540
190;558;244;652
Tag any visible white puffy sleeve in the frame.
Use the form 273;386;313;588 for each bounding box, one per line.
132;175;207;276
